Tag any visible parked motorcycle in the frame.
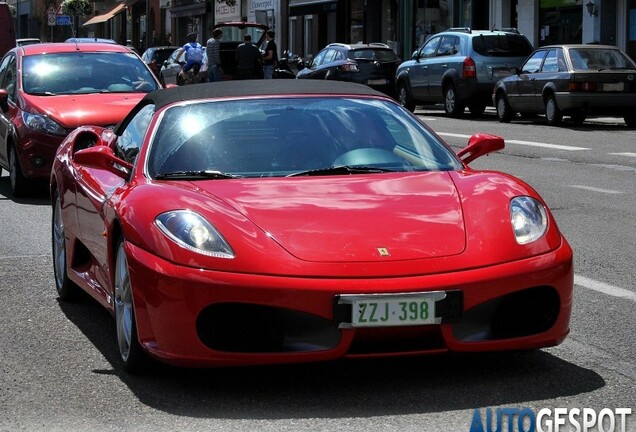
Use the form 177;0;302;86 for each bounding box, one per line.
273;57;296;79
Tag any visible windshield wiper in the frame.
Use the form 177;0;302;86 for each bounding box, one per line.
155;170;243;180
287;165;395;177
28;91;57;96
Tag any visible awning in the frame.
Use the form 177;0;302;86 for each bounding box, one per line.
83;2;126;26
289;0;337;16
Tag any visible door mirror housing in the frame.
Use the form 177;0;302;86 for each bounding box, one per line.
73;145;133;179
456;133;505;165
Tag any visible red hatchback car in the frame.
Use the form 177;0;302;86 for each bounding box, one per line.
0;42;161;196
50;80;573;373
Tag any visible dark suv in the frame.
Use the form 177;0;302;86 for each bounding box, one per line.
296;43;401;96
395;28;533;116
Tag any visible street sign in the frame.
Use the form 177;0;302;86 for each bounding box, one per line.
48;13;56;26
46;5;56;14
56;15;71;25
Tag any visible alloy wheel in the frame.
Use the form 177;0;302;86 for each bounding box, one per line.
114;241;133;362
52;196;66;292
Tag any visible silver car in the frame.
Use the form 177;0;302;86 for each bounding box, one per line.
159;47;208;86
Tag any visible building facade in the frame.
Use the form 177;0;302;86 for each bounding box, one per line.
6;0;636;62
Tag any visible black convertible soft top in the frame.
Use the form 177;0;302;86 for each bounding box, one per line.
144;79;388;110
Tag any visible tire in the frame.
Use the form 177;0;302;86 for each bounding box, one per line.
496;93;513;123
114;237;150;373
443;84;464;117
468;102;486;116
570;111;586;125
544;94;562;126
52;191;79;301
9;144;30;197
397;82;415;112
624;113;636;128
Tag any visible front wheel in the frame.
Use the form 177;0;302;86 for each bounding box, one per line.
9;144;30;197
52;191;79;300
397;82;415;112
114;238;150;374
496;93;513;123
545;94;562;126
443;84;464;117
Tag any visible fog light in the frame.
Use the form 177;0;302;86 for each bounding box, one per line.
31;156;45;168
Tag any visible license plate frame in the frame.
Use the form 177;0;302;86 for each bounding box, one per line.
337;291;448;328
367;78;388;85
603;82;624;91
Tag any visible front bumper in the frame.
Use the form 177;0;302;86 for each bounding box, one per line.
16;130;65;180
126;238;573;367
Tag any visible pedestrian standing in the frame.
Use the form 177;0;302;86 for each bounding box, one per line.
235;34;262;80
206;28;223;82
262;30;278;79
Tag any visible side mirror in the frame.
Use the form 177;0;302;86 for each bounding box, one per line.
411;50;420;60
0;89;8;113
74;145;133;179
456;133;505;165
511;66;519;75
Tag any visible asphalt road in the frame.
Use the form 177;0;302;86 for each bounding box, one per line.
0;108;634;432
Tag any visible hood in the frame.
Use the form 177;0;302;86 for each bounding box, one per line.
199;172;466;263
21;93;145;128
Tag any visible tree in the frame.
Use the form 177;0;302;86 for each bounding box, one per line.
61;0;92;17
61;0;92;34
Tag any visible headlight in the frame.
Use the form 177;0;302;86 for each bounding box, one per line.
22;111;66;136
155;210;235;259
510;196;548;245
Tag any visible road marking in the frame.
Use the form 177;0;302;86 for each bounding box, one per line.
567;185;623;194
609;152;636;158
436;132;589;151
506;139;589;151
575;274;636;302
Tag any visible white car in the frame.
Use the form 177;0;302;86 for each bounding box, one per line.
159;47;208;85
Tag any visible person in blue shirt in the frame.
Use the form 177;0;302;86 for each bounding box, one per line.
182;32;204;73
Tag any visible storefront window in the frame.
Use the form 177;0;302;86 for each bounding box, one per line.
350;0;364;43
539;0;582;46
415;0;451;48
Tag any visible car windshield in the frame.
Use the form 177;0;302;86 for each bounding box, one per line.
472;34;533;57
22;52;159;95
568;48;636;71
348;48;399;61
147;97;462;179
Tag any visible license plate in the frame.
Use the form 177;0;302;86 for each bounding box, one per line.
368;78;388;85
338;291;447;328
603;82;624;91
494;69;512;78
